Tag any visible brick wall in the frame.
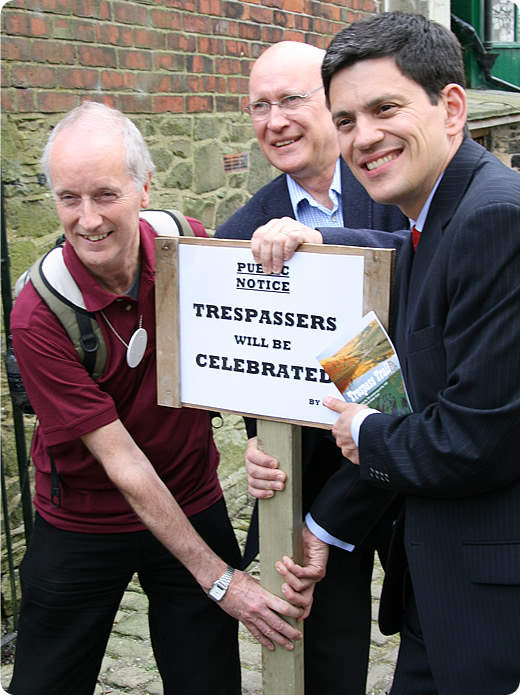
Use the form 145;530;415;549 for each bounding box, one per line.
2;0;378;119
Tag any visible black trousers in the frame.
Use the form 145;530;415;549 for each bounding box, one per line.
9;499;241;695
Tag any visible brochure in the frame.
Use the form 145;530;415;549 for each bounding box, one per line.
317;311;412;415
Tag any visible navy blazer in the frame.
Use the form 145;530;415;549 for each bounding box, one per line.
312;138;520;693
216;157;408;564
216;157;407;242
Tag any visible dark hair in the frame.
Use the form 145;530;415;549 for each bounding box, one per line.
322;12;466;105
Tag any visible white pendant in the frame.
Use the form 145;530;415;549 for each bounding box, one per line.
126;327;148;368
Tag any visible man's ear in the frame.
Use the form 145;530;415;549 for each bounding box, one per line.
441;83;467;136
140;172;152;209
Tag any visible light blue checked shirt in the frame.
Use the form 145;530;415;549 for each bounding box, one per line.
286;158;344;228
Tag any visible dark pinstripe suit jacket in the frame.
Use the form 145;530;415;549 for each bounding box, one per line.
312;137;520;694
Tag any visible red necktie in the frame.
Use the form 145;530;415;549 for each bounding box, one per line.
412;225;421;251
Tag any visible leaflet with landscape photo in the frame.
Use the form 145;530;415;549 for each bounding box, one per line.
317;311;412;415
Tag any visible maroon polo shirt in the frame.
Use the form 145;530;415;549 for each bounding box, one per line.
11;219;223;532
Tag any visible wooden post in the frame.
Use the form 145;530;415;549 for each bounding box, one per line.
257;420;304;695
155;237;181;407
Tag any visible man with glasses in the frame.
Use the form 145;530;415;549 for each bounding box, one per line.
215;40;407;695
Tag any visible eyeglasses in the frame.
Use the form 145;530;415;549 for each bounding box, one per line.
243;86;324;121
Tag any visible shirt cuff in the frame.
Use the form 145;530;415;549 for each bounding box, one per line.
351;408;379;446
305;513;355;552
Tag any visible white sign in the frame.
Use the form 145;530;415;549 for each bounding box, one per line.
177;242;364;427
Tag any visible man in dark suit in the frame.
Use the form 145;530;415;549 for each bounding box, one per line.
282;13;520;695
216;40;407;695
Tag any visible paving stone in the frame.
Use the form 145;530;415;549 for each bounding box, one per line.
120;590;149;612
113;612;151;639
103;665;158;689
106;634;154;661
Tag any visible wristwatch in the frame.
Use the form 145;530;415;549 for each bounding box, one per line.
208;566;235;602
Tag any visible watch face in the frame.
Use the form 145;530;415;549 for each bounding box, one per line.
209;584;226;601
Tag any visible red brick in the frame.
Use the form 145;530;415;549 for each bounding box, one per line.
38;91;79;113
32;40;75;64
57;67;99;89
118;93;154;113
186;95;213;113
4;12;31;36
183;14;213;34
295;14;314;32
113;1;147;25
198;0;222;15
227;76;249;94
249;6;273;24
198;37;225;55
54;18;96;42
213;19;238;37
154;53;185;72
135;73;170;94
73;0;111;20
150;9;181;30
238;22;262;40
273;11;293;28
262;0;284;8
1;37;33;62
224;40;249;57
78;45;117;68
223;1;245;19
262;26;284;43
216;95;240;112
11;65;57;88
16;89;37;112
153;95;184;114
171;75;190;91
89;94;116;109
167;34;197;52
100;70;136;90
1;90;15;113
215;57;240;74
95;23;133;47
118;49;152;71
133;28;166;50
282;30;306;42
282;0;304;11
186;55;213;73
165;0;195;10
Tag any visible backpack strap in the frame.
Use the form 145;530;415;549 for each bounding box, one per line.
139;209;195;237
29;247;107;381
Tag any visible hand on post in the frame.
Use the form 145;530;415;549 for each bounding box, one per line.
275;524;329;619
251;218;323;275
221;569;304;651
245;436;286;499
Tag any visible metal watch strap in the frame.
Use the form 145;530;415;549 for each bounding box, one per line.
208;566;235;602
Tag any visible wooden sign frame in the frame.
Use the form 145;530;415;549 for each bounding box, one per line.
155;237;394;422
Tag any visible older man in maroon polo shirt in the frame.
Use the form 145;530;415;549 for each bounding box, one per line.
8;101;307;695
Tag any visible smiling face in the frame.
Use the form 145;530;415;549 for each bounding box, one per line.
328;57;466;219
50;125;150;293
249;42;340;187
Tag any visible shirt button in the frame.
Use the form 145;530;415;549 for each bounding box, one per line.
125;304;132;311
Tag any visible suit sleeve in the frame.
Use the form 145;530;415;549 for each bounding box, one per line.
360;199;520;499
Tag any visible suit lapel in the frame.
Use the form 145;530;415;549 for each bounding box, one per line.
394;138;486;363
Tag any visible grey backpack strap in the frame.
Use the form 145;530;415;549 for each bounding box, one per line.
29;247;107;381
139;209;195;237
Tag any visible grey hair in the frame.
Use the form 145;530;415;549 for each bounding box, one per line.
40;101;155;192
